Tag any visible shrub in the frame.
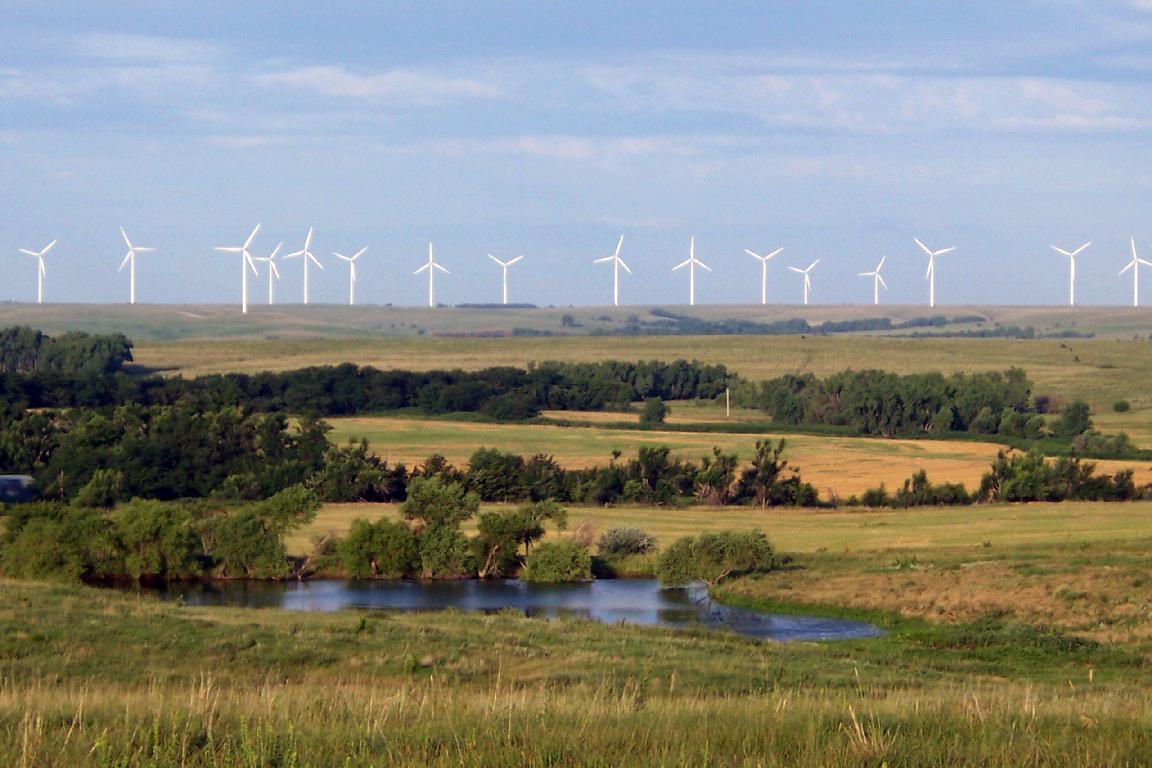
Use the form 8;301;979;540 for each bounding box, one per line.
597;527;658;556
1113;399;1131;413
522;540;592;582
639;397;667;425
338;518;418;579
656;530;777;587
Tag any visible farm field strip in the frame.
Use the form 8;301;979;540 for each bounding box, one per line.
326;414;1152;499
289;498;1152;558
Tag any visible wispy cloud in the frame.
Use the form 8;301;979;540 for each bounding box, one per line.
254;65;505;106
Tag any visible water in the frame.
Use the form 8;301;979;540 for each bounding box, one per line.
148;578;883;642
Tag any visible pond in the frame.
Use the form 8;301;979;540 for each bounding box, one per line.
145;578;883;642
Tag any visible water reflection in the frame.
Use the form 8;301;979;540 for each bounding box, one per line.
148;579;883;642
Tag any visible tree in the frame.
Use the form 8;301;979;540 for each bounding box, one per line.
656;530;778;587
338;517;418;578
1055;400;1092;438
639;396;667;425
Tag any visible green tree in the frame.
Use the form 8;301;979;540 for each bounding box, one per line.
656;530;777;587
114;500;201;581
337;517;418;578
639;396;668;425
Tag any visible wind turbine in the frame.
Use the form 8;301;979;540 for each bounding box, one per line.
593;235;630;306
1050;242;1090;307
914;238;956;308
256;242;283;305
859;256;887;305
118;228;155;305
18;239;57;304
414;242;448;307
1120;238;1152;307
214;224;261;314
673;236;711;306
334;247;368;306
744;246;783;305
787;259;820;305
488;254;524;305
285;227;322;304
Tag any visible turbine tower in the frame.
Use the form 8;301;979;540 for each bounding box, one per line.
673;236;711;306
488;254;524;305
257;242;283;305
745;246;783;305
118;228;155;305
787;259;820;306
214;224;261;314
858;256;887;305
1051;242;1091;307
334;247;367;306
285;227;322;304
593;235;630;306
1120;238;1152;307
415;242;448;307
18;239;57;304
914;238;956;308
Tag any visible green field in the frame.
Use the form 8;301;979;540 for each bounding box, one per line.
6;304;1152;765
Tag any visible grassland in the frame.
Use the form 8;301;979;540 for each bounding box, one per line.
4;576;1152;767
6;304;1152;764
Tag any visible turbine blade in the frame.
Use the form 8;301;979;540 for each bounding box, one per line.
936;246;957;255
244;224;261;249
269;261;280;278
310;254;324;269
614;234;623;259
593;256;614;264
507;255;523;265
415;263;430;274
698;261;712;271
121;227;132;248
1051;245;1073;257
42;240;57;254
877;274;888;288
914;238;933;255
269;242;283;259
876;256;886;270
135;247;155;253
673;259;691;271
788;266;804;274
434;263;449;273
119;253;132;271
744;249;761;259
303;226;313;250
488;254;503;266
18;249;37;256
352;247;367;260
618;258;632;274
808;259;820;270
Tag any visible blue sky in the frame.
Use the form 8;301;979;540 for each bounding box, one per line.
4;1;1152;308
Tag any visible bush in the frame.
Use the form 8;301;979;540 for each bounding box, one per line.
1112;399;1131;413
338;517;418;579
522;540;592;582
596;527;658;556
656;530;777;587
639;397;667;425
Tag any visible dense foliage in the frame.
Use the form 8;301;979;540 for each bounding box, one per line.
656;530;779;586
0;326;133;375
1;486;319;582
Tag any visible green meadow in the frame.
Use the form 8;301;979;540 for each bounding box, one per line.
4;303;1152;765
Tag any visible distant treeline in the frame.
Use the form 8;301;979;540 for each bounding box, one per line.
1;358;731;419
0;327;133;376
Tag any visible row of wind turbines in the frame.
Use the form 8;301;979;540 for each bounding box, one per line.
14;228;1152;310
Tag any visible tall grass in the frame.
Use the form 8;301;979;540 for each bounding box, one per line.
3;580;1152;766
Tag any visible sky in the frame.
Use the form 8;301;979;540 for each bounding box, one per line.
3;1;1152;309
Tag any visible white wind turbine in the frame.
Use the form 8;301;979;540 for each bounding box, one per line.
415;243;448;307
256;242;283;305
788;259;820;305
215;224;261;314
1120;238;1152;307
673;236;711;306
744;246;783;305
858;256;888;305
334;247;368;306
118;228;155;305
285;227;322;304
1050;242;1090;307
593;235;630;306
18;239;57;304
488;254;524;305
914;238;956;308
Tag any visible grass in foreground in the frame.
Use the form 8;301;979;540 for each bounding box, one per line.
3;579;1152;767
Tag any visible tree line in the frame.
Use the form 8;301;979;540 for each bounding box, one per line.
0;327;133;376
1;356;730;420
